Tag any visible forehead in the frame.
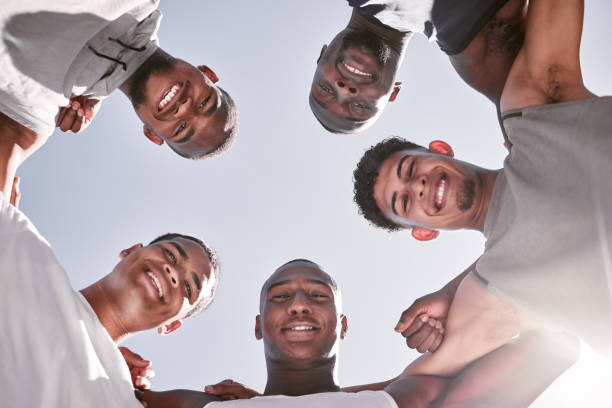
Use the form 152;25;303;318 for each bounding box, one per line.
266;264;336;292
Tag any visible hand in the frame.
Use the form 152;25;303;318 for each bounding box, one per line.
56;95;100;133
119;346;155;390
10;177;20;207
395;289;452;353
204;379;260;400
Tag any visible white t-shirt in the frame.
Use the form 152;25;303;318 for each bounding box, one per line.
204;391;398;408
0;0;160;136
0;193;142;407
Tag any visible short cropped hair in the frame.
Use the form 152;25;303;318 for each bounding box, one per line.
149;233;219;318
353;137;425;231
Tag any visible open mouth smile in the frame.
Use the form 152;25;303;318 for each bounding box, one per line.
342;61;372;78
145;267;164;300
433;174;447;212
158;82;182;111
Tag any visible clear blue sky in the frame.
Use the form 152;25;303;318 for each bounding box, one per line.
18;1;612;406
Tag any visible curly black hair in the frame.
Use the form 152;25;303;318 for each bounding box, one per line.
353;137;425;231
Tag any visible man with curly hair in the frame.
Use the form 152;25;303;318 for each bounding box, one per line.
353;0;612;380
310;0;526;133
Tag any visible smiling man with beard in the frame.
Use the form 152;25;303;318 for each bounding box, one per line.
310;0;526;133
0;184;220;407
352;0;612;383
136;259;577;408
0;1;239;198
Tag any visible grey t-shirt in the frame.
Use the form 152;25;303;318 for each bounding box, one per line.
474;96;612;356
348;0;508;54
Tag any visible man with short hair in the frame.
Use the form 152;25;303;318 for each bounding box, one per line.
353;0;611;375
0;188;220;406
310;0;526;133
0;1;239;197
137;259;577;408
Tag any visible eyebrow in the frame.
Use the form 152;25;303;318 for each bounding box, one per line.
267;278;332;293
397;155;409;178
170;242;188;260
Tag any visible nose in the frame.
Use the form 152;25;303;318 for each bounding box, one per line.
409;175;427;200
288;292;311;315
164;264;180;288
174;96;192;117
335;79;358;97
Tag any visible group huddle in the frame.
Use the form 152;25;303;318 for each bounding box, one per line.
1;1;610;408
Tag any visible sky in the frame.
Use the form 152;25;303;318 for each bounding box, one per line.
17;1;612;406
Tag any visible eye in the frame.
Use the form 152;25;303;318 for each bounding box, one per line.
184;280;192;299
175;122;186;136
408;159;416;178
402;195;409;213
198;95;211;109
164;248;177;264
352;102;370;110
319;84;335;95
311;293;328;299
272;293;290;300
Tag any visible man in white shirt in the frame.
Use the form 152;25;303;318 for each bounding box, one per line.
0;190;220;407
136;259;577;408
0;1;239;198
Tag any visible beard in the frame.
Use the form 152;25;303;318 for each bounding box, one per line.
127;49;177;108
457;179;475;212
338;30;392;67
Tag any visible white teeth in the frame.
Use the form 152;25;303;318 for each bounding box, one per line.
343;62;372;77
290;326;314;331
146;271;163;299
436;179;446;208
158;84;180;110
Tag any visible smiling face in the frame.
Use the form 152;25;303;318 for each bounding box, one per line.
373;149;486;231
128;52;235;158
257;261;346;366
104;237;216;333
310;29;402;133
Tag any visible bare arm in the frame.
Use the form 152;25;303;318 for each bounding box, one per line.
501;0;592;111
138;389;221;408
401;274;537;378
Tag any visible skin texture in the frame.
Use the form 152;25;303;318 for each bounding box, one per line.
372;143;497;238
310;10;407;133
81;236;215;341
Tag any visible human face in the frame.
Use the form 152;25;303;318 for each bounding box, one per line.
310;30;401;133
258;263;345;365
133;61;230;157
106;237;214;332
373;150;484;231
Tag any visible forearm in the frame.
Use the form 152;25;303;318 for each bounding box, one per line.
342;377;398;393
441;261;475;298
431;330;579;407
140;389;221;408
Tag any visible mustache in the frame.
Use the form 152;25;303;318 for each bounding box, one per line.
338;30;392;67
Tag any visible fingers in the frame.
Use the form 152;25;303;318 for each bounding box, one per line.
395;301;428;334
10;176;20;207
132;367;155;390
204;380;259;400
56;99;92;133
401;314;444;353
119;346;151;368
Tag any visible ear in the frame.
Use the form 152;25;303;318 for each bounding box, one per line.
389;82;402;102
428;140;454;157
198;65;219;83
119;243;143;259
317;45;328;64
255;315;263;340
143;125;163;146
340;315;348;339
157;320;182;336
411;227;440;241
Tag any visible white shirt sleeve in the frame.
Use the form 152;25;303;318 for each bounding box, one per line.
204;391;398;408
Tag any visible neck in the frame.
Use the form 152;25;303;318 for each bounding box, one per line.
347;9;411;55
472;169;500;232
80;281;130;343
0;113;46;198
263;356;340;396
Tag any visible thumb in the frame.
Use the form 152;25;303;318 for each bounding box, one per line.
395;300;428;333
